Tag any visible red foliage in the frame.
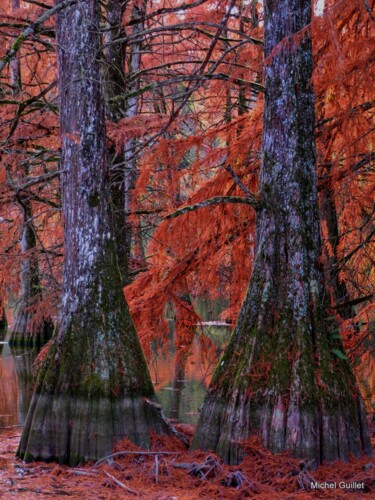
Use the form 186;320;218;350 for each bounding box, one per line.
0;0;373;401
0;421;374;498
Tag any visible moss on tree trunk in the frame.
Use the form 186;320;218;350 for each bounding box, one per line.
17;0;168;466
191;0;372;465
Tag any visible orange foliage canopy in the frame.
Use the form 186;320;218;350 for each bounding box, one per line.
0;0;373;372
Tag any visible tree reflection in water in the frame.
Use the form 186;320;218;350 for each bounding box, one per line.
153;322;231;424
0;331;38;431
0;321;231;431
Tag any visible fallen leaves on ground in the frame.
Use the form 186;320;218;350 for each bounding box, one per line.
0;421;374;499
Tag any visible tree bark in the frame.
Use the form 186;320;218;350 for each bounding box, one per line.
105;0;146;285
191;0;372;465
10;196;53;347
17;0;168;466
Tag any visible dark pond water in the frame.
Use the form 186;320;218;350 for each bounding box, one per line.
0;332;35;431
2;317;373;437
0;322;230;433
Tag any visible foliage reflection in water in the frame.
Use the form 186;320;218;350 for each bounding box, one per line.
152;321;231;424
0;322;231;432
0;332;37;431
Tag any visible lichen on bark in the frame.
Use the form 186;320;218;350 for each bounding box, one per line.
17;0;168;465
191;0;372;465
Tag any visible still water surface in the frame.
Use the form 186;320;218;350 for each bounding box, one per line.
1;322;373;435
0;323;230;433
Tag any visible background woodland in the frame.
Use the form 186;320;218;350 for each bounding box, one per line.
0;0;374;408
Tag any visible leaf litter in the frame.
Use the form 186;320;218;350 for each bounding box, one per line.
0;419;374;499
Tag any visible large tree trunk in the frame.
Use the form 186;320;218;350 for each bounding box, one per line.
191;0;372;465
17;0;168;466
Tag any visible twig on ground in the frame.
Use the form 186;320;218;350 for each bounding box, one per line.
94;450;179;467
154;454;159;483
222;470;256;491
72;470;97;477
103;471;139;496
172;455;223;479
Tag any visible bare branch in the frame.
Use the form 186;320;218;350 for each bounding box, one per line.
110;72;264;104
333;293;374;310
165;195;259;220
103;472;138;496
0;0;76;76
225;164;256;197
7;170;60;192
23;0;52;8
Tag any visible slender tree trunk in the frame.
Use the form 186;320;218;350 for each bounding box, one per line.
0;305;6;332
10;0;21;96
9;0;52;347
192;0;372;465
170;364;185;422
170;290;196;421
320;169;356;321
10;196;53;347
105;0;146;285
122;2;146;283
105;0;128;282
17;0;168;465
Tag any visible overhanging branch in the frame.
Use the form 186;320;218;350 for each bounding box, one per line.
333;293;374;310
165;195;259;220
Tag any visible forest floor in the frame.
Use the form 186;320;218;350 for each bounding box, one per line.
0;420;374;499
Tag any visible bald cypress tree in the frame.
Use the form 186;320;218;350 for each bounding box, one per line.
192;0;372;465
18;0;168;465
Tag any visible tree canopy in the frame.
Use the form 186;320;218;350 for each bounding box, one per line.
0;0;373;467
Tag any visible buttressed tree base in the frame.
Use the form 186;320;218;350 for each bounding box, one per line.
191;0;373;465
17;0;168;466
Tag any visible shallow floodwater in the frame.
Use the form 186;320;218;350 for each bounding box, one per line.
153;322;230;423
0;322;230;433
0;334;36;432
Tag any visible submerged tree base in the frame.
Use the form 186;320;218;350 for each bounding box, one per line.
18;394;169;465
